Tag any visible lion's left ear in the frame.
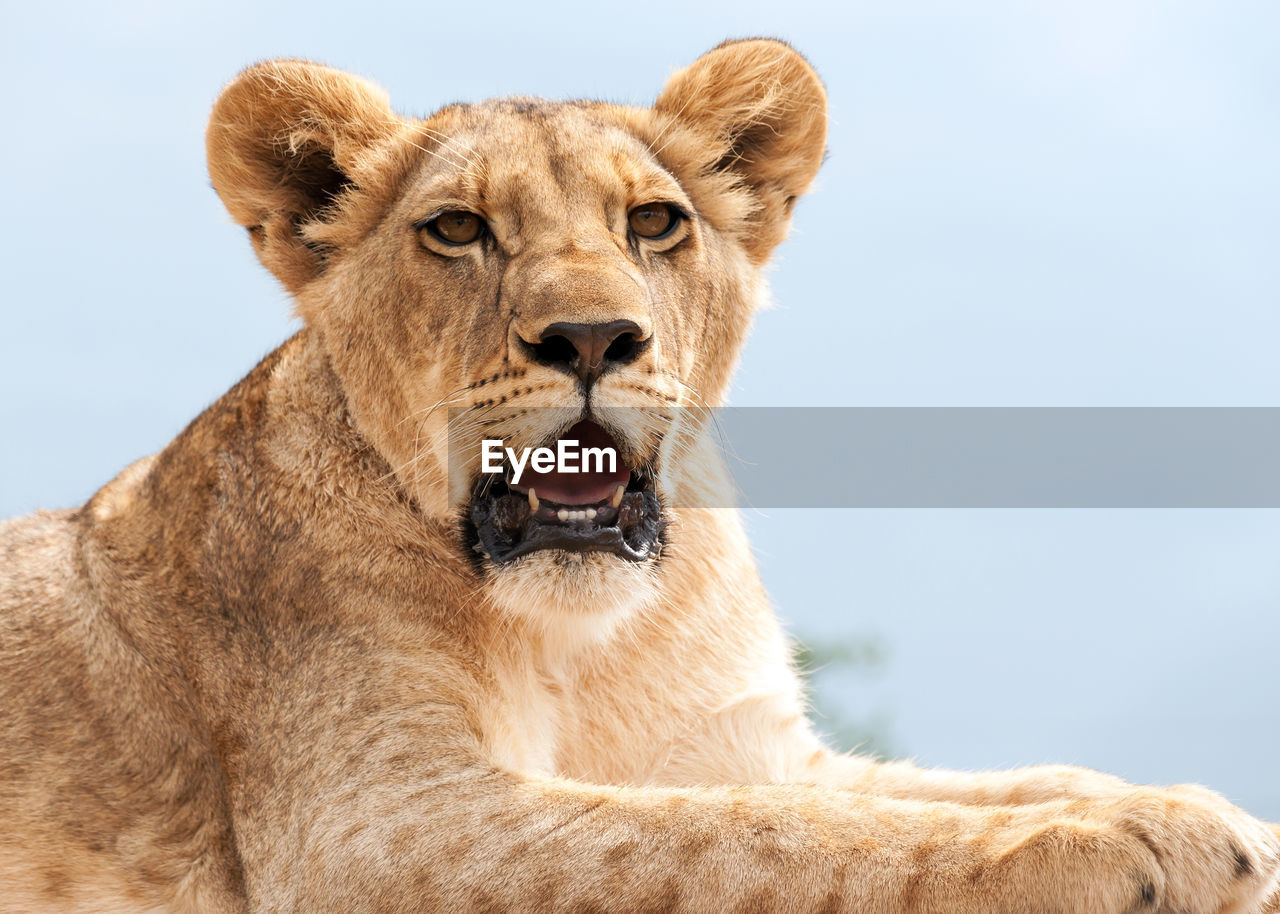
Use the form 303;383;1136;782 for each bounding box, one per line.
654;39;827;264
206;59;403;293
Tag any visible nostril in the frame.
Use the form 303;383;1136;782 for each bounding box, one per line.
529;334;578;369
603;332;639;365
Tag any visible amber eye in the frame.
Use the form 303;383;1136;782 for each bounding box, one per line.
425;211;485;245
628;203;679;239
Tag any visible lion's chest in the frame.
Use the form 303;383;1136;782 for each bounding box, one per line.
478;660;569;777
477;652;700;786
480;697;668;786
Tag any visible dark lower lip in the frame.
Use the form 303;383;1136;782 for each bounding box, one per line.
467;477;664;564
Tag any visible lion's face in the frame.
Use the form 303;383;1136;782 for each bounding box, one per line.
207;41;825;636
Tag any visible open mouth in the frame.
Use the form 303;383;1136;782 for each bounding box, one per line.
467;420;664;564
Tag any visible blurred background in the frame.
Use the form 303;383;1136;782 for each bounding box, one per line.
2;2;1276;815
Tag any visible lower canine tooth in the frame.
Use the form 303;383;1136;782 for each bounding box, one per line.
528;488;540;512
610;484;625;509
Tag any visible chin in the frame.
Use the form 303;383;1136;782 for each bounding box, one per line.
483;549;661;653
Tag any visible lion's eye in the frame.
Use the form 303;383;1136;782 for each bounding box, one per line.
424;211;485;245
628;203;679;240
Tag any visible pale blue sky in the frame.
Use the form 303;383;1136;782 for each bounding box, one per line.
2;1;1277;815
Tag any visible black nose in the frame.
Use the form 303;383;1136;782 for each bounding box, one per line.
523;320;647;386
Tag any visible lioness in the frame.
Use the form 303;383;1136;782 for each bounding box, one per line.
1;39;1277;914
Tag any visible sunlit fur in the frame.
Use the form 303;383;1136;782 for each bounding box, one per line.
486;550;661;655
1;40;1278;914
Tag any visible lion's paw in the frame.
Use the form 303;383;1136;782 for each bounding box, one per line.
1089;785;1280;914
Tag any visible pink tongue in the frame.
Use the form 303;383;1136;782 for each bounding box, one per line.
515;420;630;505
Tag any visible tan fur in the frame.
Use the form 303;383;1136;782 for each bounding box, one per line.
2;39;1278;913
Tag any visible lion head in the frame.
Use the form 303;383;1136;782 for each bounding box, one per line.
206;39;826;640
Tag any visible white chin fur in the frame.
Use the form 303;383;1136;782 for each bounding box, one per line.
486;550;659;653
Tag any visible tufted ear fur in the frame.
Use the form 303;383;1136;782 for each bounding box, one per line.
206;59;402;293
654;39;827;264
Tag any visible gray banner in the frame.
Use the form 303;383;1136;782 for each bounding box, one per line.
712;408;1280;508
448;408;1280;508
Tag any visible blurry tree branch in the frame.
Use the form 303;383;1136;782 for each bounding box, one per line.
793;632;896;760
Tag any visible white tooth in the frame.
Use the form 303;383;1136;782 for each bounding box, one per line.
557;508;569;522
586;508;597;519
528;488;540;512
610;484;625;508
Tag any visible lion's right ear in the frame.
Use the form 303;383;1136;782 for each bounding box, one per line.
207;60;401;293
653;40;827;265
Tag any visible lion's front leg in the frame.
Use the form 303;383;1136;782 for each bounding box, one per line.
814;755;1280;912
229;683;1277;914
806;739;1280;911
254;751;1268;914
659;698;1280;913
